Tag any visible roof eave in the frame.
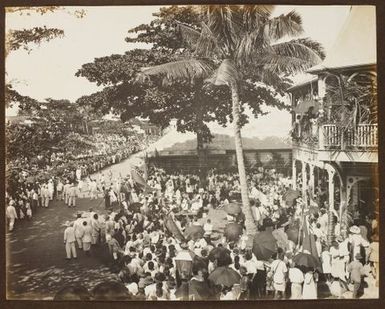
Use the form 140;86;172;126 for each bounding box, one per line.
307;62;377;74
287;77;318;92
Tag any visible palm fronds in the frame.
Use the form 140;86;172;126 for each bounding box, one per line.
176;22;201;49
266;10;304;41
241;5;272;31
272;38;325;63
258;54;319;75
205;59;239;86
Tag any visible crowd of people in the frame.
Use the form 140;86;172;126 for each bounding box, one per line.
45;166;379;300
5;131;148;231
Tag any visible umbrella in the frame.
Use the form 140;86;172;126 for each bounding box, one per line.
184;225;204;241
272;228;289;251
129;202;142;212
252;231;278;261
286;226;300;244
208;266;241;287
283;189;301;206
293;252;320;269
208;246;232;266
208;246;231;261
224;202;242;215
224;223;242;241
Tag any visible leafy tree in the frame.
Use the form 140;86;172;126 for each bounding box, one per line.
6;26;64;55
5;6;85;107
76;6;285;183
137;5;325;236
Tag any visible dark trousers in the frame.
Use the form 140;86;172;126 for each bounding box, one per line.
352;281;361;298
255;270;267;298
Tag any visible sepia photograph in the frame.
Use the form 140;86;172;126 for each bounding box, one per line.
4;4;379;301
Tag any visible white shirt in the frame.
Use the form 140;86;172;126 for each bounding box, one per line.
289;267;304;284
6;205;18;219
270;259;287;284
243;259;258;274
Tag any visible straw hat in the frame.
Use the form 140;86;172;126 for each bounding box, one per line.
180;242;189;250
349;225;361;234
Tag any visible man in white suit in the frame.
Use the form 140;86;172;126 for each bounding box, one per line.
73;213;85;249
64;221;77;260
6;200;18;231
41;184;50;208
68;183;78;208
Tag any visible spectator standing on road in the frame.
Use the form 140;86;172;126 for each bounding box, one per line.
288;263;304;299
347;253;365;299
68;183;78;208
81;221;93;256
302;269;318;299
64;221;77;260
48;179;54;200
63;180;70;205
270;251;287;299
41;184;50;208
73;213;85;249
91;213;101;245
368;234;379;287
6;201;18;232
56;179;64;201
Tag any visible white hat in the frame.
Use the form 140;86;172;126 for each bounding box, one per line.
126;282;138;295
349;225;361;234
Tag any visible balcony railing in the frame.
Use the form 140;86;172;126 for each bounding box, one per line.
321;124;378;149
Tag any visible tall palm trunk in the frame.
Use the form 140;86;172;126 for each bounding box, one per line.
196;103;208;187
197;129;208;187
230;81;257;237
327;209;335;245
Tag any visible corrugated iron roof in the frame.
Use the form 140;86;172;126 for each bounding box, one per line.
307;6;376;73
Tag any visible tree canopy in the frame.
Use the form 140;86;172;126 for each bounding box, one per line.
76;5;286;142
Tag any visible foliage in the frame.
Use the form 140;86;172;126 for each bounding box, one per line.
5;6;86;18
325;72;377;128
76;6;287;142
6;27;64;54
5;84;41;111
135;5;324;236
6;6;61;15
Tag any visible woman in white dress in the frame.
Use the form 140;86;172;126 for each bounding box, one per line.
165;179;174;200
321;247;332;282
302;270;318;299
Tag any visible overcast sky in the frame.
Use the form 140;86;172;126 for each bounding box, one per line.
5;5;353;137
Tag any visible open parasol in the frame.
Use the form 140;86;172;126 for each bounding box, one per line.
286;226;300;244
224;223;243;242
208;266;241;288
224;203;242;215
252;231;278;261
208;246;231;264
283;189;301;206
293;252;320;269
184;225;204;241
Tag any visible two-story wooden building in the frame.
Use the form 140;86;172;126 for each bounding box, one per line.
287;6;378;239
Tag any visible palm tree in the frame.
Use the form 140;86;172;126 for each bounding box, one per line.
137;5;325;237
